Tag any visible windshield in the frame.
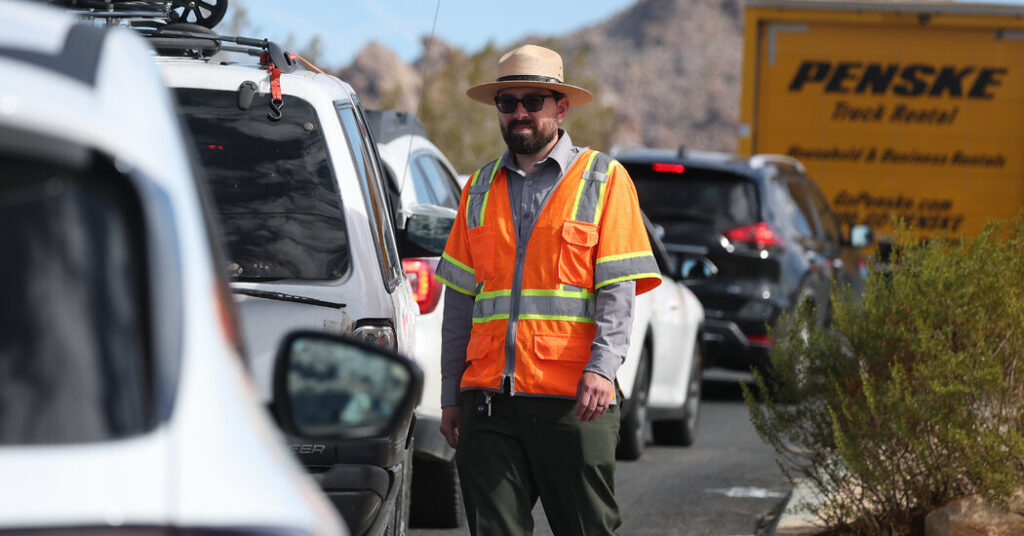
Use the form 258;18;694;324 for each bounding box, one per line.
624;163;760;229
0;156;153;444
176;88;350;281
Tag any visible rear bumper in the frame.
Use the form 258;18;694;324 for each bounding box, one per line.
702;318;772;372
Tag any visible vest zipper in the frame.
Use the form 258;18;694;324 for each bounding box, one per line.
503;176;533;396
500;150;589;396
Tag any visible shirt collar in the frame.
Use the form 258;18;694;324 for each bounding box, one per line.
502;129;575;177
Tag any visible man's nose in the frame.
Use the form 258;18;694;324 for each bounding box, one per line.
512;102;530;119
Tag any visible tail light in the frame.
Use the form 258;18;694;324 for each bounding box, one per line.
724;222;785;249
403;257;443;314
746;333;773;347
652;162;686;174
353;323;398;351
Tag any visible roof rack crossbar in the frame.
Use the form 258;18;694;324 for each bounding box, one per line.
75;10;167;17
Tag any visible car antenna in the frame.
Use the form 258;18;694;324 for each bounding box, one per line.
397;0;442;199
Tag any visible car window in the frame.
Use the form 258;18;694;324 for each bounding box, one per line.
625;163;759;228
771;177;815;239
176;88;350;281
414;154;459;210
338;104;404;291
405;156;439;206
0;155;153;445
805;180;842;246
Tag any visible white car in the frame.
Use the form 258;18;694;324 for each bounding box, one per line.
615;214;706;460
366;109;466;529
0;1;347;534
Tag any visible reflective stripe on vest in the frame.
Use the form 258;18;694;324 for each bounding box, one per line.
467;156;503;230
472;288;596;324
570;151;613;224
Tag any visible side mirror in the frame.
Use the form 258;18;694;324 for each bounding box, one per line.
849;224;874;248
272;331;424;439
399;203;456;258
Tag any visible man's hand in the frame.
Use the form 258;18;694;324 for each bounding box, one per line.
575;371;613;422
440;405;462;448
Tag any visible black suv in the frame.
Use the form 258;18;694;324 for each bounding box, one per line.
616;148;873;374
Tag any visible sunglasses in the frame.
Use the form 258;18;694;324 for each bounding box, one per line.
494;93;559;113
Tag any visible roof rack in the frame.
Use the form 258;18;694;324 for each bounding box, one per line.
54;0;296;69
49;0;228;29
136;24;299;70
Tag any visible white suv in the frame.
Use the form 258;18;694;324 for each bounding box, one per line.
0;1;346;534
144;20;423;536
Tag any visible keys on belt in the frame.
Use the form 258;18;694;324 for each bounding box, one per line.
475;391;494;417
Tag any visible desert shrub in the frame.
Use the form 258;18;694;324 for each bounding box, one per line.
744;216;1024;535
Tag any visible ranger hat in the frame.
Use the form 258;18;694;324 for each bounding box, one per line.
466;44;594;106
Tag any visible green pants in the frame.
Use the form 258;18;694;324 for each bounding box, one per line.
456;392;621;536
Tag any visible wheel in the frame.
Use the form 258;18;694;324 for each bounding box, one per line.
652;339;702;446
617;346;651;461
409;457;464;528
168;0;228;29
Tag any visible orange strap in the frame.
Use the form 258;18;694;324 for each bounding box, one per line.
259;53;283;102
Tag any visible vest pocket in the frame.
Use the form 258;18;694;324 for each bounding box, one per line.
467;225;495;283
558;220;599;288
533;333;591;395
467;333;494;362
463;333;503;390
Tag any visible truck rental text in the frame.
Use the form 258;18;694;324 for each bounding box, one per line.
739;1;1024;241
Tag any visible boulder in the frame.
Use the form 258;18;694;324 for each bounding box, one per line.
925;494;1024;536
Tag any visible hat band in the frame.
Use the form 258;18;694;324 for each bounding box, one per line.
496;74;564;84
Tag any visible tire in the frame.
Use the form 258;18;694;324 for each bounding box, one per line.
652;339;702;446
617;346;651;461
386;443;414;536
409;457;464;528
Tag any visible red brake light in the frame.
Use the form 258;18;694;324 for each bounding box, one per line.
652;162;686;174
724;222;785;248
403;258;443;314
746;333;773;346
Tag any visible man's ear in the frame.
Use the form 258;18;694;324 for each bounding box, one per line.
556;97;570;123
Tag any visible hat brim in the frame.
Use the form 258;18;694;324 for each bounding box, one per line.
466;80;594;107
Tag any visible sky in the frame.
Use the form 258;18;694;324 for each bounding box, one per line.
231;0;636;69
231;0;1024;70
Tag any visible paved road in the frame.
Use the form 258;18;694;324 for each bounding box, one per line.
409;371;792;536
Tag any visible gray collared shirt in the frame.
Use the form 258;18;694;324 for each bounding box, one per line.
439;130;635;407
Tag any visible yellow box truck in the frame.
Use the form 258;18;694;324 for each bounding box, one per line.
739;0;1024;241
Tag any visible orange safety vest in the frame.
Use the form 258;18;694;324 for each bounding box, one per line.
435;149;661;399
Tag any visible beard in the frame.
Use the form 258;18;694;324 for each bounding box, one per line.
501;117;558;155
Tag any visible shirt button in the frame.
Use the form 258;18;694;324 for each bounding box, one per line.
524;212;532;220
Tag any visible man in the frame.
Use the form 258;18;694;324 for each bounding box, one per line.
433;44;661;535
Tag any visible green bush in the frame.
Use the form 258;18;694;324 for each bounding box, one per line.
744;216;1024;535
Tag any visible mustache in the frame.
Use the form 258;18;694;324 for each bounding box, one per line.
508;119;536;130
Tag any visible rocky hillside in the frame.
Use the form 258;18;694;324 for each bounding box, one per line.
337;0;744;154
559;0;744;152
